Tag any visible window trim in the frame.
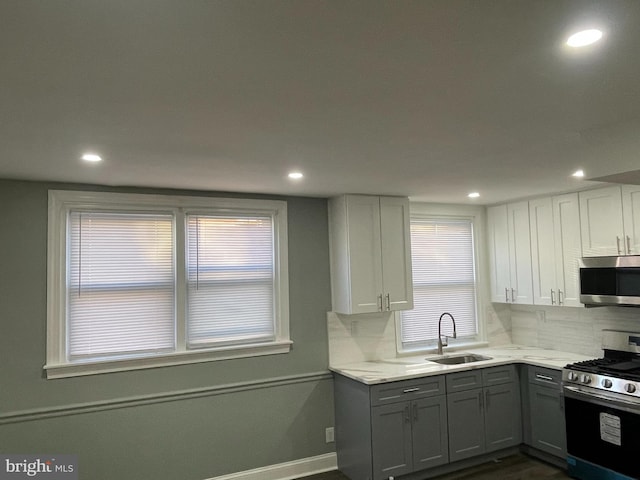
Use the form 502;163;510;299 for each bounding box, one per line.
395;203;487;355
46;190;290;379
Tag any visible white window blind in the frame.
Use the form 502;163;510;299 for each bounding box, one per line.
47;190;290;378
186;214;275;347
67;211;175;361
401;217;478;348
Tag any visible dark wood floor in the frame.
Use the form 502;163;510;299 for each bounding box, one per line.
298;454;571;480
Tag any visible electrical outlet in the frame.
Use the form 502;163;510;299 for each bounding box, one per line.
325;427;335;443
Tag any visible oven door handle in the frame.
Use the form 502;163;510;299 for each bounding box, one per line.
564;385;640;414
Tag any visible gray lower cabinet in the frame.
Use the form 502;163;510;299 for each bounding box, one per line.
524;366;566;458
371;396;448;478
335;374;448;480
411;396;449;470
335;364;524;480
371;401;412;478
447;388;485;461
447;366;522;462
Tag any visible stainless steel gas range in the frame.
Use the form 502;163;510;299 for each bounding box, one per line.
563;330;640;480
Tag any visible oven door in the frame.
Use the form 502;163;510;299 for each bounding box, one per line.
564;385;640;479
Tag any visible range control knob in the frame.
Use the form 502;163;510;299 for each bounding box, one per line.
580;374;592;385
602;379;613;389
567;371;579;382
625;383;637;394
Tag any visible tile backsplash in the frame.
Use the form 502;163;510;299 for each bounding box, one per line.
327;311;397;365
511;305;640;357
327;302;513;366
327;301;640;366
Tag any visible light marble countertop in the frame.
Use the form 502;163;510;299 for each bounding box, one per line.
329;344;595;385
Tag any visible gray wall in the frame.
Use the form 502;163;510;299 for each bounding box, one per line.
0;179;334;479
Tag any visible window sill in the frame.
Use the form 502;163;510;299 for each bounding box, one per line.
44;340;293;379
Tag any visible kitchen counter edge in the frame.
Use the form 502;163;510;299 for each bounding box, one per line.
329;345;593;385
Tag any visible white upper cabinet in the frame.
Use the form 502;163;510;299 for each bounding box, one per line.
552;194;582;307
507;201;534;304
580;185;640;257
329;195;413;314
379;197;414;311
530;193;581;307
622;185;640;255
579;186;625;256
487;201;533;304
529;198;556;306
487;205;511;303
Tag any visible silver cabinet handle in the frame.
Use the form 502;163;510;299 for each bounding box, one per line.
377;294;383;312
617;236;622;255
479;391;483;409
627;235;632;254
511;288;516;303
413;402;418;421
536;374;554;382
558;289;564;305
385;293;390;311
505;288;509;303
485;390;490;409
405;405;411;422
551;289;555;305
403;387;420;394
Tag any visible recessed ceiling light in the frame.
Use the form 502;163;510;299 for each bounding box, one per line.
288;172;303;180
572;169;585;178
81;153;102;162
566;29;603;47
468;192;480;199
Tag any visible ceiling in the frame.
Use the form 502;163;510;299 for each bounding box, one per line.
2;0;640;205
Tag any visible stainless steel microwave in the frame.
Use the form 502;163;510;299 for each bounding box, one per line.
580;256;640;307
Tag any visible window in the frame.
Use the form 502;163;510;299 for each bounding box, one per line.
400;215;479;351
46;190;290;378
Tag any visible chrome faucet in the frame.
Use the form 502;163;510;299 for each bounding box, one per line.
437;312;457;355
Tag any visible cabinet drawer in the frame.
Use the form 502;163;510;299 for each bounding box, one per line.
446;370;483;393
482;365;517;386
371;376;445;406
528;365;562;388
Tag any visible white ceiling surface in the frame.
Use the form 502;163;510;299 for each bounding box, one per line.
2;1;640;205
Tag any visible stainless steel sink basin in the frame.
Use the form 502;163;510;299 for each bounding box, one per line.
427;353;492;365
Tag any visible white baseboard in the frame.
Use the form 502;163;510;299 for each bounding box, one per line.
206;453;338;480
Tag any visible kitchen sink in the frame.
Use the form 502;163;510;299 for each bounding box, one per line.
427;353;492;365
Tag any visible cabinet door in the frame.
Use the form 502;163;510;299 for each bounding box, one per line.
411;396;449;470
379;197;414;311
345;195;384;313
529;384;566;458
484;383;522;452
622;185;640;256
371;402;413;480
553;193;582;307
529;197;556;306
447;389;485;462
487;204;511;303
507;201;533;304
580;187;624;257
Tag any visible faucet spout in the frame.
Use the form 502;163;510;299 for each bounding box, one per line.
437;312;457;355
